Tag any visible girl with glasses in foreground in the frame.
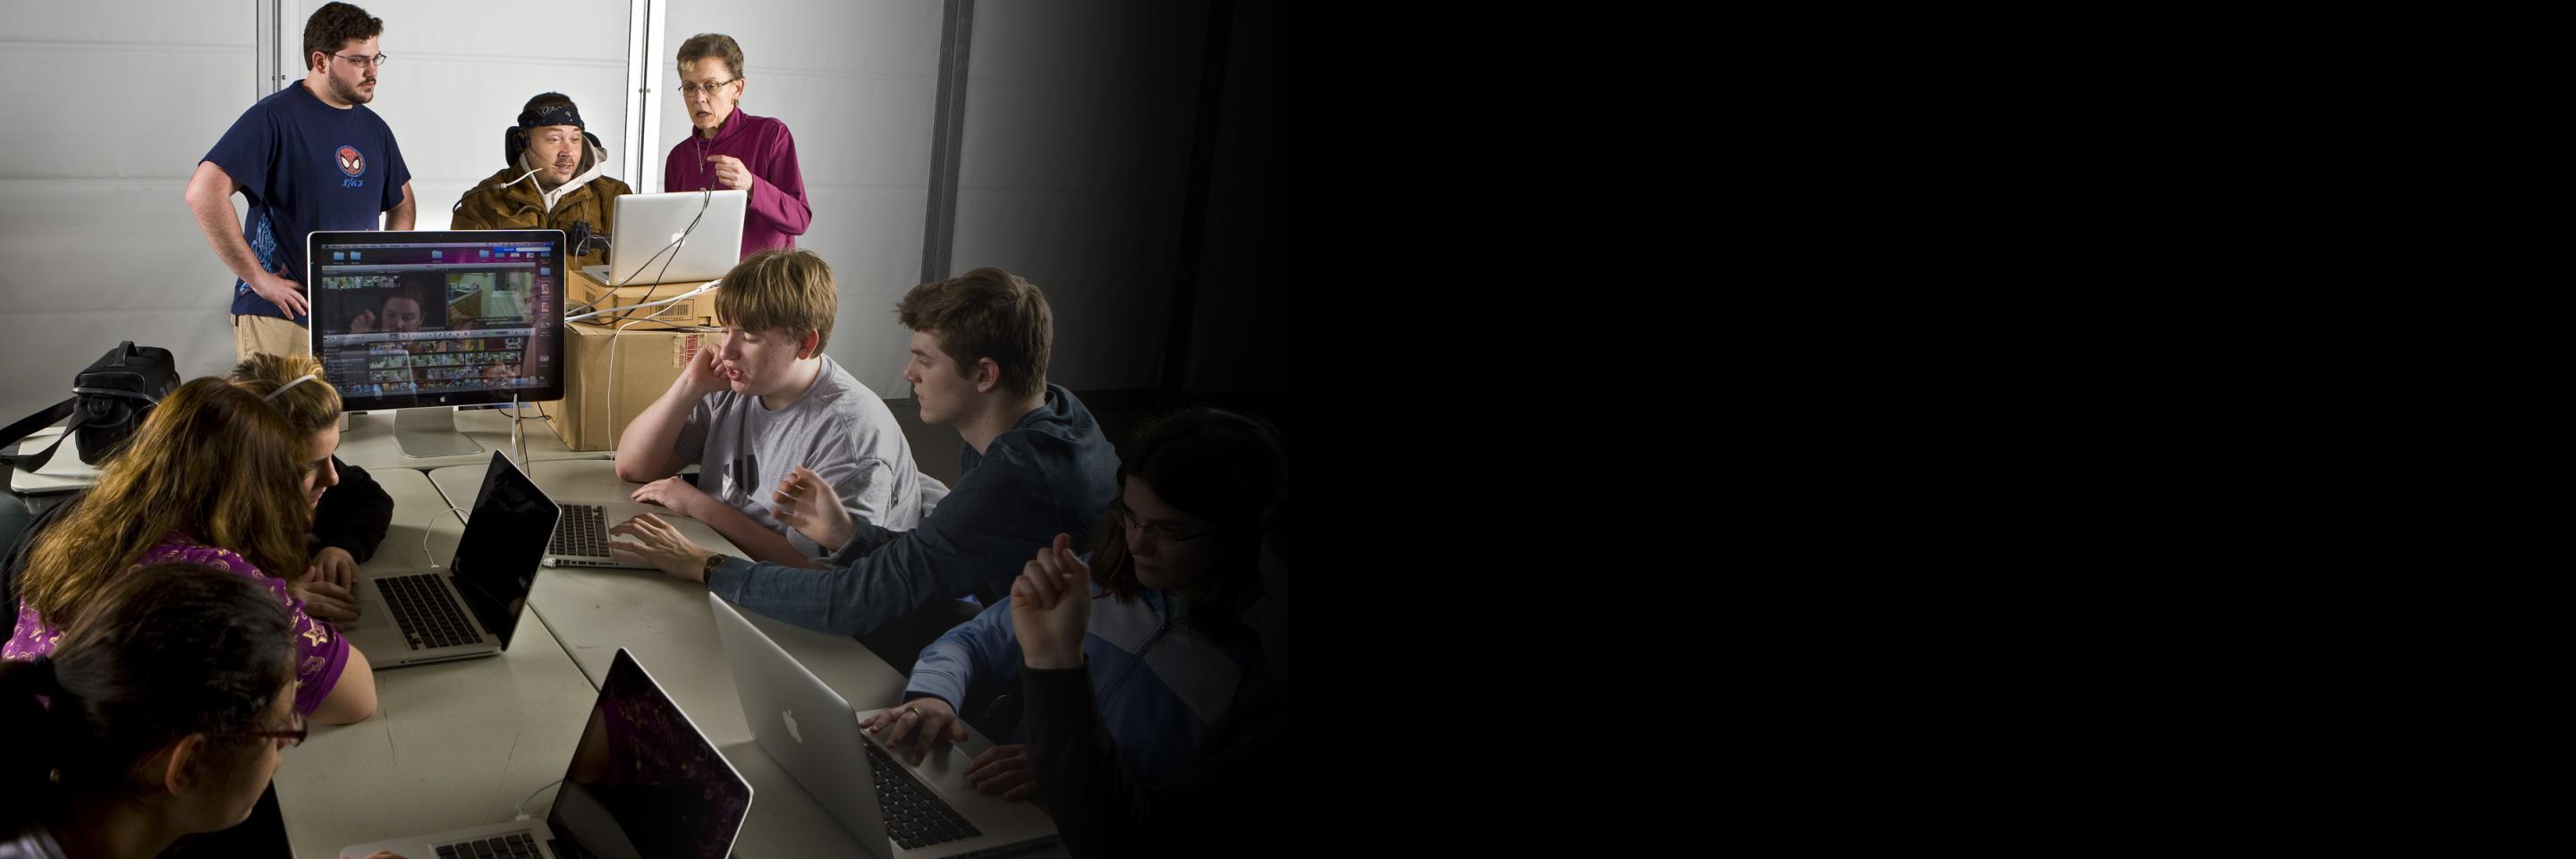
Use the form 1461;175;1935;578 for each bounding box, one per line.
1;563;306;859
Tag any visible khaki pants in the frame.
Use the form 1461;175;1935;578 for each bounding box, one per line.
232;314;309;362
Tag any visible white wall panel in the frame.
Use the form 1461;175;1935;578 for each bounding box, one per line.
0;0;248;45
0;1;255;420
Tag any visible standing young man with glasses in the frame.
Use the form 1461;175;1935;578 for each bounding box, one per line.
185;2;416;361
608;268;1118;658
664;33;812;259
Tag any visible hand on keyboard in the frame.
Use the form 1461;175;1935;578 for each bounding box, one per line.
863;697;967;767
606;514;717;582
291;578;360;624
631;474;712;520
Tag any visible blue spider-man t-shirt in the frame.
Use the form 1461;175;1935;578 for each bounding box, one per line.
202;81;411;323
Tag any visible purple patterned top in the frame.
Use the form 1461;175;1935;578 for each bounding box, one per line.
3;535;349;714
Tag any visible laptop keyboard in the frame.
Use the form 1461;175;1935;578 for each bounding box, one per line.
548;504;610;557
867;742;983;849
377;574;480;651
435;831;538;859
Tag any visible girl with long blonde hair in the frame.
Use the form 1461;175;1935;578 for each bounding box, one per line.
5;377;377;723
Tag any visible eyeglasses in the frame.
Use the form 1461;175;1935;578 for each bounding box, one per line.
332;52;388;69
226;710;308;749
1113;502;1221;545
676;78;740;98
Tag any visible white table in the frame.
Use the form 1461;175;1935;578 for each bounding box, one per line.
427;460;913;712
4;426;99;496
425;459;1065;859
336;407;609;472
274;468;595;859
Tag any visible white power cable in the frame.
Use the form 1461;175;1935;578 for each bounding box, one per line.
515;778;564;821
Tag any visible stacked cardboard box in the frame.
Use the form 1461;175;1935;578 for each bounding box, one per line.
540;272;720;450
569;269;718;327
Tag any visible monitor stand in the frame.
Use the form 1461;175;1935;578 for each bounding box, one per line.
394;407;484;458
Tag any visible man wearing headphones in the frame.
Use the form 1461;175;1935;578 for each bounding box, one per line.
451;92;632;269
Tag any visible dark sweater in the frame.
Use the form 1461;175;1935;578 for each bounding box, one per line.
1021;664;1295;858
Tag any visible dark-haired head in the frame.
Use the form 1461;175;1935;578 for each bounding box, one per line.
0;562;296;833
1089;409;1286;650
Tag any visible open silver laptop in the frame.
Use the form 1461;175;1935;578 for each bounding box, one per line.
345;450;555;667
341;648;754;859
545;501;655;570
580;190;747;287
708;593;1057;858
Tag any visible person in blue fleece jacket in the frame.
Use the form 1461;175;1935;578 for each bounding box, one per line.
863;409;1287;799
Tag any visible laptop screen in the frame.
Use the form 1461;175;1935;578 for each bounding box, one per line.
450;451;558;647
606;191;747;286
550;649;754;859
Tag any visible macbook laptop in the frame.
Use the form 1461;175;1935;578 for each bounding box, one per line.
709;593;1057;858
344;450;556;667
546;471;730;571
340;648;755;859
580;190;747;287
545;501;655;570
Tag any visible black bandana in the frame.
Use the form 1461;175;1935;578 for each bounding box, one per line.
518;101;586;131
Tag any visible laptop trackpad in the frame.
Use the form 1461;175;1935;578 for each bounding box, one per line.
915;744;979;795
346;600;392;631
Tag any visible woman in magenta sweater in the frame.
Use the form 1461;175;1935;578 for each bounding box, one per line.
665;32;812;258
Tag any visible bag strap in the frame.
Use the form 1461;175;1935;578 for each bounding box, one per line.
0;397;83;472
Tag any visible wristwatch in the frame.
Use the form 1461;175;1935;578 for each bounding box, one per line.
700;553;724;583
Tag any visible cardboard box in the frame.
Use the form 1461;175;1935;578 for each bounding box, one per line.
570;269;718;327
539;321;715;450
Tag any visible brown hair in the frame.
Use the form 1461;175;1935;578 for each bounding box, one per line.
302;3;384;73
894;268;1052;397
676;33;746;80
1089;409;1286;650
20;379;313;625
715;249;837;354
226;353;343;436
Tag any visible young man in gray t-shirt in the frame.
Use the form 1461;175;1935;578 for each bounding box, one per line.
613;249;943;564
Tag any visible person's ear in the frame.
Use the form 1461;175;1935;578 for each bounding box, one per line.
974;358;1001;395
154;734;210;795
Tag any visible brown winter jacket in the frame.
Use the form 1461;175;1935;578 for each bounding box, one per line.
449;138;631;269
